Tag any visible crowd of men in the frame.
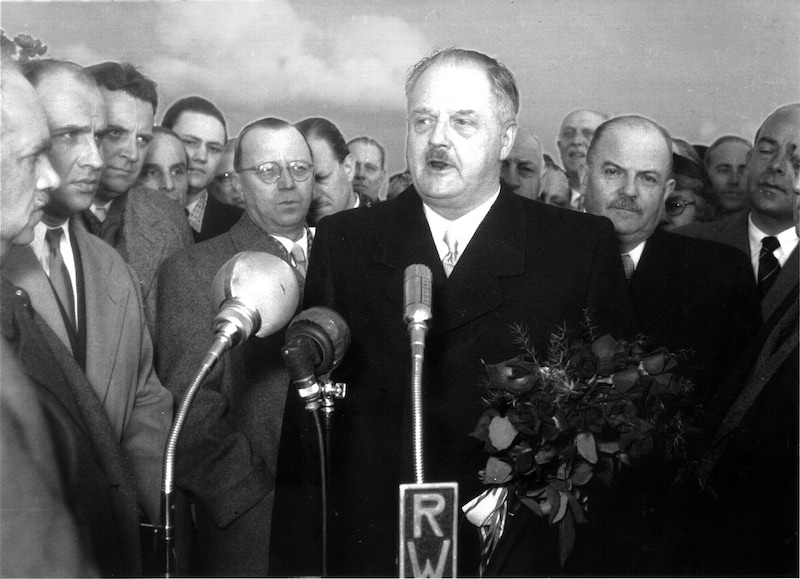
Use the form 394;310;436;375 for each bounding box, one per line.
0;43;797;578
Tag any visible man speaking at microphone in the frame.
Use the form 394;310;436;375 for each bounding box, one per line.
156;117;312;576
271;48;636;577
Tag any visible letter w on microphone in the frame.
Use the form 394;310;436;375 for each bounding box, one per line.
399;483;458;578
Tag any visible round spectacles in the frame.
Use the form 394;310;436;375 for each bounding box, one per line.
665;198;696;216
239;161;313;184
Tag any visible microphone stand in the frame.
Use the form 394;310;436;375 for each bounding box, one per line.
161;306;257;577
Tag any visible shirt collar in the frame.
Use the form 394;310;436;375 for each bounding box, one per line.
422;185;501;260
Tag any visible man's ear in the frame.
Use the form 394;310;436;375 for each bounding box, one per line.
499;122;517;161
342;154;355;183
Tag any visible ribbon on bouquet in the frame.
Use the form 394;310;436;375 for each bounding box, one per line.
462;486;509;577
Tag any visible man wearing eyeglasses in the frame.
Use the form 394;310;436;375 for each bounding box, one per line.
155;117;311;576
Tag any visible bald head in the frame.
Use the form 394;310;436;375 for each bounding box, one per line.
746;103;800;234
581;115;675;253
501;127;544;199
557;109;608;185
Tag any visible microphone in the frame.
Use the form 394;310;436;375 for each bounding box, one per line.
162;251;300;576
203;251;301;369
282;307;350;411
404;263;432;334
403;264;432;484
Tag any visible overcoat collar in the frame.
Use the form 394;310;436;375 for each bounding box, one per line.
373;185;526;335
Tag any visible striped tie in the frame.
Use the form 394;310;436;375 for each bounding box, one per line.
757;236;780;299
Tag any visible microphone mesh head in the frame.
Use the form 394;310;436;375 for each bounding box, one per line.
211;251;300;338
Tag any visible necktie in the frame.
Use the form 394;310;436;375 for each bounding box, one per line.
45;228;76;331
757;236;780;299
621;254;635;282
291;243;307;277
442;229;459;277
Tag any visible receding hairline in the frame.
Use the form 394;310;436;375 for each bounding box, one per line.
586;115;673;172
560;108;609;129
754;103;800;143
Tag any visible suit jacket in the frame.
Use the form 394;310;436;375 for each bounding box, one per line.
193;190;244;243
155;214;304;576
602;228;762;575
1;276;141;576
693;283;799;576
271;186;638;577
123;185;194;340
1;217;172;526
676;209;799;321
630;227;761;401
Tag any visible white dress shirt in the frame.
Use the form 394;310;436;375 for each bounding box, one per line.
747;214;799;280
33;220;80;325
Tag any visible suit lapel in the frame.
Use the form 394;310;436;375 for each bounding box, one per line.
374;188;525;336
72;217;127;405
630;229;697;331
123;195;162;291
1;243;74;351
762;245;798;321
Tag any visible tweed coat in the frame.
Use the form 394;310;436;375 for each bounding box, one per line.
155;214;304;576
1;217;172;526
271;186;638;577
123;184;194;340
1;276;142;576
676;209;799;321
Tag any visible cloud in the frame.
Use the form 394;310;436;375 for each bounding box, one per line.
144;0;431;110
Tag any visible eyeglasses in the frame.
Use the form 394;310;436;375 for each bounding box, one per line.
238;161;313;184
665;198;697;216
214;172;236;186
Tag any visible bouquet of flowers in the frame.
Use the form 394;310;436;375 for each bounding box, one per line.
465;323;699;571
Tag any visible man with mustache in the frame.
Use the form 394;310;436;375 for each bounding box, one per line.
163;96;242;242
557;108;608;209
677;104;800;322
1;59;173;571
581;115;760;575
82;62;193;340
272;48;636;577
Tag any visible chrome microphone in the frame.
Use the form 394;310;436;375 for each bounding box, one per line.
403;264;432;484
203;251;301;369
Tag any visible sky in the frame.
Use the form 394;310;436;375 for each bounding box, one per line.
2;0;798;175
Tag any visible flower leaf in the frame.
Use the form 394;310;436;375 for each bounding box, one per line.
488;415;519;451
559;508;576;568
570;462;594;486
575;431;598;464
552;491;569;524
483;457;514;484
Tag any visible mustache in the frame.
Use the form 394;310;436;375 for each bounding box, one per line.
608;196;643;214
425;148;454;165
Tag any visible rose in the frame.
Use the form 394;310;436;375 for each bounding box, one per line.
485;355;536;394
591;334;622;360
641;349;677;374
569;347;598;380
